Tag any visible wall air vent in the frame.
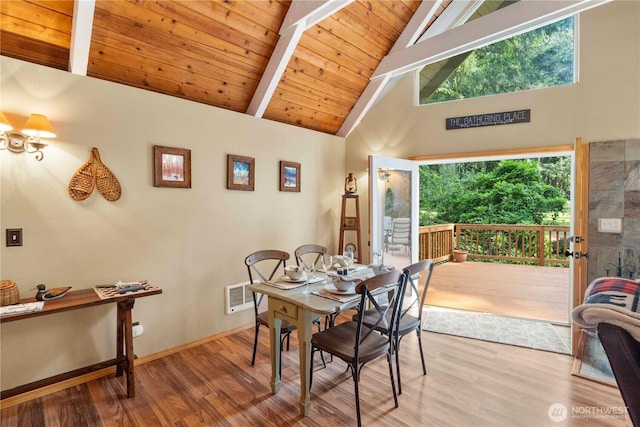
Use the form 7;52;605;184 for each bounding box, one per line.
225;280;257;315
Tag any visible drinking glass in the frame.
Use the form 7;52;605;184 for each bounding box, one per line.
372;248;383;268
301;260;315;294
343;250;354;274
321;255;333;282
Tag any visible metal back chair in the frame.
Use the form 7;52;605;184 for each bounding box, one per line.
294;244;327;270
356;259;434;394
310;270;407;427
245;250;296;370
397;259;434;391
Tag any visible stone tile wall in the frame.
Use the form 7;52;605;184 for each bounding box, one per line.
588;139;640;282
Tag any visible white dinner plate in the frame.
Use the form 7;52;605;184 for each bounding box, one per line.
282;276;306;283
324;283;356;295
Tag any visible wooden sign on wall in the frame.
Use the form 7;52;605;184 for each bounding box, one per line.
446;109;530;130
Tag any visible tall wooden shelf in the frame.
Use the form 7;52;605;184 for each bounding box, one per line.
338;194;362;261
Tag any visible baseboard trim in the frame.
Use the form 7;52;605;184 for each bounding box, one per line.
0;324;253;408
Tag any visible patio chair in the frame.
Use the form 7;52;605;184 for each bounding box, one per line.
310;270;407;427
387;217;410;254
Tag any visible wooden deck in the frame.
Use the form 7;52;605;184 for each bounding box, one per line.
425;261;570;324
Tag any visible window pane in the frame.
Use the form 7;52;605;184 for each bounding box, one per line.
419;17;575;104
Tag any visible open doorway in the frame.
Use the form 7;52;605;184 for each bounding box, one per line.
418;153;573;325
369;148;580;355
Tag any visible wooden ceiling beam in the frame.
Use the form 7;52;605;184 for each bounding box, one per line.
246;0;354;118
281;0;354;32
69;0;95;75
417;0;483;42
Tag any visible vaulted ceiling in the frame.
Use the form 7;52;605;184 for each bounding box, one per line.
0;0;610;137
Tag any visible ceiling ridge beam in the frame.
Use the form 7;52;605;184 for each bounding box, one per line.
338;0;444;137
247;0;354;118
372;0;611;80
69;0;96;75
281;0;354;33
417;0;483;42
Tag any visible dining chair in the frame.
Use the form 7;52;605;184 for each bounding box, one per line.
245;250;296;371
295;244;336;328
310;270;407;427
294;244;327;269
356;259;434;395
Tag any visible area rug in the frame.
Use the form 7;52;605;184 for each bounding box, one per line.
572;330;616;385
423;309;571;354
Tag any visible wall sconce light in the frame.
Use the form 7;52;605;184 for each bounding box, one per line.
378;168;391;182
0;112;56;161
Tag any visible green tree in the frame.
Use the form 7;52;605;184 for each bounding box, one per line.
427;17;574;103
420;159;567;225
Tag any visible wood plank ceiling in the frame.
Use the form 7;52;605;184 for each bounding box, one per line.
0;1;611;136
0;0;439;136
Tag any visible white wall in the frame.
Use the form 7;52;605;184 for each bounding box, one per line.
0;57;345;389
346;0;640;259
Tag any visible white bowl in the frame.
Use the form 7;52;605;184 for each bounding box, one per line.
334;256;348;267
334;280;355;292
284;266;304;280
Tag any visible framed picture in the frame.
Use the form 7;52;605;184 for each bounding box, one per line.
227;154;255;191
154;145;191;188
280;161;300;192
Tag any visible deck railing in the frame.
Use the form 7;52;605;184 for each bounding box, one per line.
418;223;570;266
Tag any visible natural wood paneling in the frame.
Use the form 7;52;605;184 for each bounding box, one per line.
264;0;421;134
0;0;72;47
0;0;72;69
0;0;450;135
0;30;68;70
88;0;288;113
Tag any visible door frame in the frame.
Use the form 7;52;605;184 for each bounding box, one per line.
368;155;419;266
571;137;590;357
410;143;579;352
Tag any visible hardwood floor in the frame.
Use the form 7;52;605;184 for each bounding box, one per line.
1;313;631;426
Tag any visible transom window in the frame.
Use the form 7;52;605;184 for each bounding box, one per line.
419;17;575;104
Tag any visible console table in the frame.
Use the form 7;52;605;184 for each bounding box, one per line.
0;287;162;399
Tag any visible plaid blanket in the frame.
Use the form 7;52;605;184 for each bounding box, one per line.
572;277;640;341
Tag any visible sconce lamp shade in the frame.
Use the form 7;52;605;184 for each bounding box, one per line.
22;114;56;138
0;112;13;132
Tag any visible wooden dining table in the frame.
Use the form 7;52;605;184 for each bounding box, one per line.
248;266;377;416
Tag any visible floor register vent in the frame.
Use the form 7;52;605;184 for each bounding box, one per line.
225;280;257;314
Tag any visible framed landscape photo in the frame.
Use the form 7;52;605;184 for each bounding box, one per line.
280;161;300;192
227;154;255;191
154;145;191;188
